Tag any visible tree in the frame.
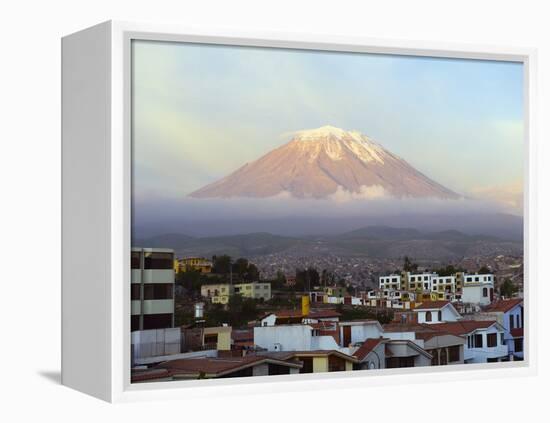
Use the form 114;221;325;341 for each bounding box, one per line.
232;258;249;277
175;269;202;298
478;265;491;275
403;256;418;272
245;263;260;282
435;264;463;276
500;278;517;298
212;255;232;274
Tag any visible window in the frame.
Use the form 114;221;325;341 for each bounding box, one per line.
514;338;523;353
143;283;173;300
487;333;497;348
500;333;504;345
437;311;442;321
144;252;174;269
411;277;416;282
392;278;397;282
474;334;483;348
516;314;521;329
509;314;515;329
131;251;141;269
424;276;429;281
475;277;479;282
131;284;141;300
466;277;472;282
482;287;488;297
425;311;432;322
448;345;460;362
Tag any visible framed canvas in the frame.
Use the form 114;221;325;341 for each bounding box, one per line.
62;21;537;402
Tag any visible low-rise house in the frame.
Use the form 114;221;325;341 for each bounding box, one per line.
259;309;341;327
132;355;304;382
351;338;387;370
338;320;384;347
485;299;524;360
324;286;347;297
429;320;508;363
254;324;343;353
383;339;433;368
201;281;272;304
414;301;462;324
258;350;357;373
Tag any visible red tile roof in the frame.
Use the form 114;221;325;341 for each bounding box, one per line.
354;338;385;360
427;320;497;336
486;299;523;313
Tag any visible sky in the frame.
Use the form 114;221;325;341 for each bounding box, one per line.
132;39;524;221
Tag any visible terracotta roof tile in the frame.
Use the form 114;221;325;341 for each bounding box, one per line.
486;299;523;313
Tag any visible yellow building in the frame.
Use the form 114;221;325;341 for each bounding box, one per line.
203;326;232;350
234;282;272;302
201;283;231;304
201;282;272;304
177;257;213;274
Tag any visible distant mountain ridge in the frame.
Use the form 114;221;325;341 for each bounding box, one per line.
134;225;521;260
189;126;459;200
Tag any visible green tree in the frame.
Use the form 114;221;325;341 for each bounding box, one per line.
245;263;260;282
478;265;492;275
500;278;517;298
212;255;232;274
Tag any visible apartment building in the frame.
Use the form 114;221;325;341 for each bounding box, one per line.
131;248;175;331
379;274;401;290
201;281;272;304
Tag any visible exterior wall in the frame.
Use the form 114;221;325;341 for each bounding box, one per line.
141;269;174;284
414;354;432;367
203;327;232;350
311;335;340;350
313;356;329;372
131;328;181;361
361;343;386;369
498;306;524;359
131;248;175;330
254;325;313;351
252;363;269;376
431;276;456;293
464;326;508;363
339;323;383;346
462;284;493;306
379;275;401;290
260;314;277;327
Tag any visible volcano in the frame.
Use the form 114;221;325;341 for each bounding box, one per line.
189;126;460;199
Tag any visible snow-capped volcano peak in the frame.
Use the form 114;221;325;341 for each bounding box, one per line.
189;126;459;200
294;125;349;140
292;125;386;164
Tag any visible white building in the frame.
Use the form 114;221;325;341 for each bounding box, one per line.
254;324;343;353
414;301;462;324
379;274;401;290
430;321;508;363
461;273;495;306
431;275;457;293
131;248;175;331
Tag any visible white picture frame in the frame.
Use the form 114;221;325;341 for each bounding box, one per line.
61;20;537;403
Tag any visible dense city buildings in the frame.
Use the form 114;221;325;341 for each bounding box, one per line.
131;249;524;383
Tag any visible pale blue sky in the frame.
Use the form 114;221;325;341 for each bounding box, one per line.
132;40;524;201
